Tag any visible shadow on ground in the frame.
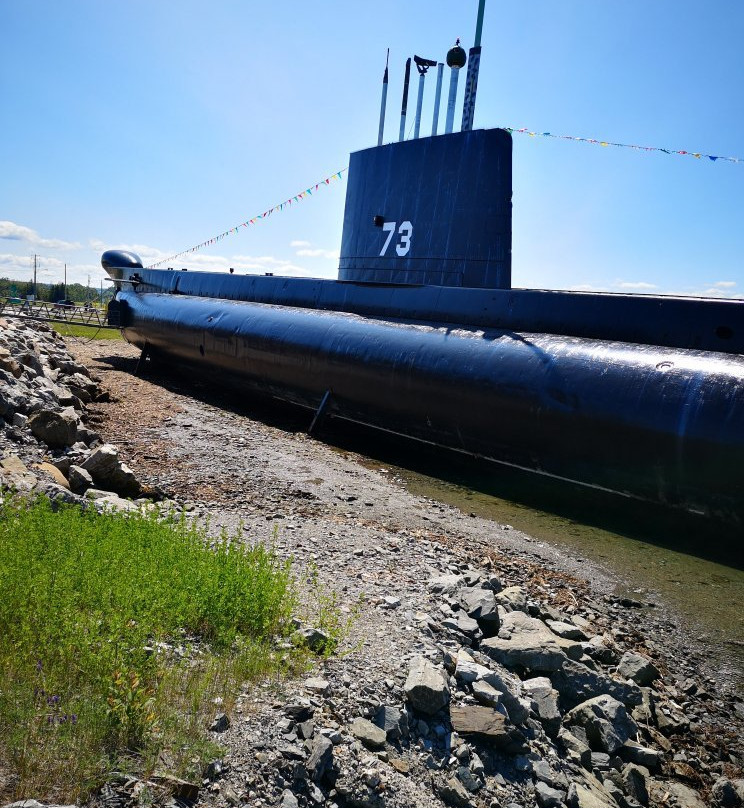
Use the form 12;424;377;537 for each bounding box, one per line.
93;352;744;569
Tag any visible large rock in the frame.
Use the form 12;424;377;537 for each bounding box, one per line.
455;650;529;725
481;610;583;672
64;372;98;403
87;491;142;513
350;717;387;750
374;705;408;741
565;694;638;754
449;705;524;752
619;739;663;770
442;611;482;639
81;443;141;497
404;656;450;715
28;408;77;448
558;727;592;768
550;658;643;709
621;763;649;806
458;587;500;634
0;455;38;491
616;651;660;686
495;585;529;612
428;574;466;596
566;781;618;808
306;735;334;782
68;464;94;494
712;777;744;807
648;780;706;808
35;461;70;489
523;676;562;737
436;776;474;808
535;781;566;808
17;350;44;377
0;347;24;378
545;619;588;641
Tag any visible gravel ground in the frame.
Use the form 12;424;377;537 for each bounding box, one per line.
64;337;743;808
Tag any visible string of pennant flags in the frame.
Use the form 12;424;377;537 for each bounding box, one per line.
147;167;348;268
503;126;742;164
148;126;740;268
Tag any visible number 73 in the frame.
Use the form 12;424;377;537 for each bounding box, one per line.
380;221;413;257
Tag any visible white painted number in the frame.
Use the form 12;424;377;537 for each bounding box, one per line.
396;221;412;256
380;221;396;256
379;220;413;257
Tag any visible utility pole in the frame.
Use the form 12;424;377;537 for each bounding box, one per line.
32;254;38;299
64;263;67;300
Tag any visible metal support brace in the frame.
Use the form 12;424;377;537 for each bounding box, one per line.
134;341;151;376
308;389;333;435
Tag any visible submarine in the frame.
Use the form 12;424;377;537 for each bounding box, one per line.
101;24;744;529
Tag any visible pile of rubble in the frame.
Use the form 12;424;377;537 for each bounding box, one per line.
0;317;152;511
184;564;743;808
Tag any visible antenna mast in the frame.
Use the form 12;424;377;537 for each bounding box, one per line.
399;58;411;141
461;0;486;131
377;49;389;146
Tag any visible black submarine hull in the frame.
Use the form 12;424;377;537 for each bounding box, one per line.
103;128;744;527
114;289;744;525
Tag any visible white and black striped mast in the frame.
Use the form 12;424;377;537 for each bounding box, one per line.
461;0;486;131
398;57;411;141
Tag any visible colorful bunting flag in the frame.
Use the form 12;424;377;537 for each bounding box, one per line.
148;166;349;268
503;127;741;164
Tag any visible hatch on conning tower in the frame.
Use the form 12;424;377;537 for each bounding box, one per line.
337;127;512;289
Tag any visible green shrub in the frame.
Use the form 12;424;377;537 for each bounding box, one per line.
0;495;298;801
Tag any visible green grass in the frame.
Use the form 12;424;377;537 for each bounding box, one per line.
52;323;123;340
0;496;303;802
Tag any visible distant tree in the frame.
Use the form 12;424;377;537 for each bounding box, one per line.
50;282;66;302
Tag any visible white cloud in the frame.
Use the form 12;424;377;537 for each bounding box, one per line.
0;220;81;250
0;222;35;241
695;287;743;299
289;239;339;261
615;281;658;290
296;247;339;259
714;281;737;288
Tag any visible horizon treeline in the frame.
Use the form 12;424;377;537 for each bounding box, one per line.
0;277;114;304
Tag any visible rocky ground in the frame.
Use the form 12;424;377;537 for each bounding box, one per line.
1;317;743;808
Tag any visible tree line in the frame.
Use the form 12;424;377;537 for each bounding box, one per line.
0;277;114;304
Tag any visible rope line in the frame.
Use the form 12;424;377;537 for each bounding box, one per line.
503;126;741;164
147;167;348;268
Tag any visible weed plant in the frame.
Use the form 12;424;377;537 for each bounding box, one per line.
0;495;300;801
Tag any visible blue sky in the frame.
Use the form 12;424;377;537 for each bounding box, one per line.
2;0;742;297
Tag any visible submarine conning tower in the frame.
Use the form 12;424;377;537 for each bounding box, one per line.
338;128;512;289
